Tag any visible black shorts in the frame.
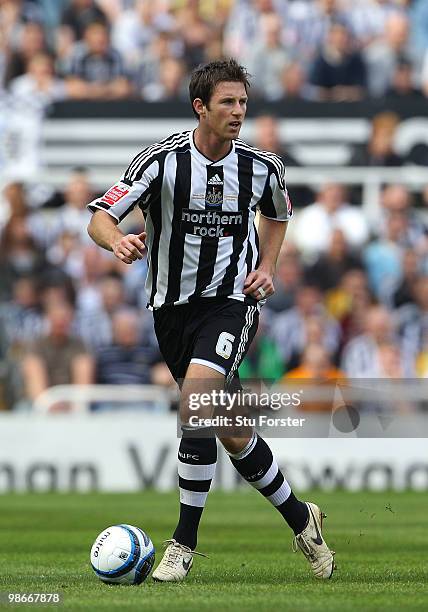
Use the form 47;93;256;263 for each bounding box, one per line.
153;297;259;385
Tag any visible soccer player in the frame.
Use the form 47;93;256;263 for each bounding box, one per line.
87;59;336;581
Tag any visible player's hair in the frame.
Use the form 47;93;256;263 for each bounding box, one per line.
189;59;250;119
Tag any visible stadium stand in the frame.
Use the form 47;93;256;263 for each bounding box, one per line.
1;0;428;411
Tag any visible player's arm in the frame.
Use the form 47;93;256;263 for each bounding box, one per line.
244;164;292;300
243;217;288;299
87;157;159;264
88;210;146;265
257;216;288;278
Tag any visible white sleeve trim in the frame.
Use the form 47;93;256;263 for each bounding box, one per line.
88;203;120;222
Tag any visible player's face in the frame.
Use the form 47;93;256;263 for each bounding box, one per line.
203;81;248;140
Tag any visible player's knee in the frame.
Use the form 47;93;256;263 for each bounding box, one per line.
219;435;252;455
178;392;212;426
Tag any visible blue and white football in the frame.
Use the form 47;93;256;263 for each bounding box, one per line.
90;524;155;585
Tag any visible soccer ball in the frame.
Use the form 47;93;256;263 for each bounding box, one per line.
90;524;155;585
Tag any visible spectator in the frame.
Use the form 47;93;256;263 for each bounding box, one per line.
374;184;426;248
74;244;115;312
376;341;406;378
270;284;341;371
0;215;47;300
4;21;48;85
65;20;132;100
0;275;43;356
9;51;67;113
392;248;421;308
347;0;403;49
0;181;28;230
341;304;406;376
410;0;428;63
364;11;411;97
223;0;279;63
281;344;345;380
326;268;373;346
252;113;295;165
252;113;312;206
247;11;290;101
0;0;43;48
59;0;108;42
175;0;213;69
386;56;422;98
285;0;351;67
46;230;84;281
238;311;284;380
292;183;369;261
309;21;367;101
263;247;303;313
75;272;130;349
134;30;181;97
111;1;176;70
94;308;161;386
280;60;311;101
39;277;77;312
20;300;94;410
349;111;404;167
345;340;410;414
363;211;408;303
399;276;428;374
142;56;187;102
0;273;44;409
49;168;93;244
118;249;149;310
32;0;69;35
283;343;346;412
305;228;363;291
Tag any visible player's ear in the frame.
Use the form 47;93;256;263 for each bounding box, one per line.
193;98;205;118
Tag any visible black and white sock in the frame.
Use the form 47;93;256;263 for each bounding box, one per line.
173;429;217;550
229;432;308;534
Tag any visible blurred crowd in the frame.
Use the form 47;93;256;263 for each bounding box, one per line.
1;112;428;412
2;0;428;412
1;0;428;112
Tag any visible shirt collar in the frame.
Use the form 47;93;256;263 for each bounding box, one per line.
189;129;235;165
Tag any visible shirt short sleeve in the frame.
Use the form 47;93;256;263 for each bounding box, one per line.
258;165;293;221
87;159;159;223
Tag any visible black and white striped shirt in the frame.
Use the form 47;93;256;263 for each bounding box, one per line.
88;130;292;309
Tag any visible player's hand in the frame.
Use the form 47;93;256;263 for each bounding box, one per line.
113;232;146;264
243;270;274;301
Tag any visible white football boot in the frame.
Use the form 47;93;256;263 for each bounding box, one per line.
152;539;206;582
293;502;336;579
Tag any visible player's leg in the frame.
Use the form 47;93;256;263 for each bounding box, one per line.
220;432;309;534
172;365;223;551
152;295;256;582
212;302;335;579
158;296;258;562
172;429;217;550
152;301;220;541
221;433;335;578
199;300;308;537
153;362;222;582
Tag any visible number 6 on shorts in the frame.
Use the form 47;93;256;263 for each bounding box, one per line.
215;331;235;359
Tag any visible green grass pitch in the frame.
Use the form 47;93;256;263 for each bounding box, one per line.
1;491;427;611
